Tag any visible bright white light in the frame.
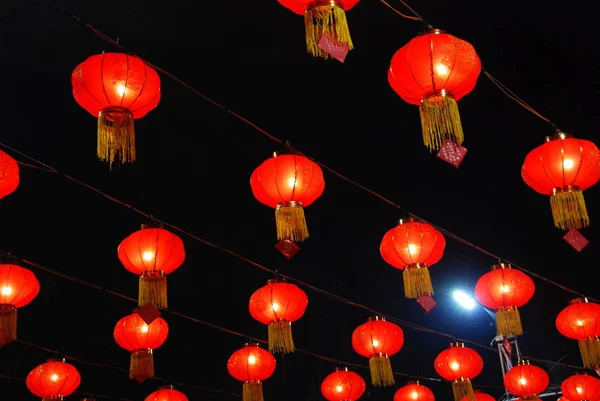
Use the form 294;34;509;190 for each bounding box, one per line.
453;290;476;310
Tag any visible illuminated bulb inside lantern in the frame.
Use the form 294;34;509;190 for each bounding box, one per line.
501;285;510;293
142;251;155;262
411;392;419;400
287;177;296;188
372;339;380;347
116;84;126;97
248;355;256;364
271;302;280;312
140;324;149;333
519;378;527;385
336;385;344;392
450;362;459;370
577;320;584;326
563;159;574;169
577;387;583;394
435;64;448;76
408;244;418;254
1;286;12;296
50;374;59;382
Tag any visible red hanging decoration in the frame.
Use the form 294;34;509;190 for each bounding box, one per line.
351;316;404;387
561;374;600;401
71;53;161;168
504;360;549;401
227;343;276;401
556;298;600;369
321;367;366;401
434;342;483;401
380;218;445;299
0;149;19;199
394;382;435;401
522;133;600;230
26;358;81;401
145;386;188;401
460;391;496;401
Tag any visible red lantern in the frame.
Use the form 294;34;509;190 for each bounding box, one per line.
521;133;600;230
118;223;185;309
0;150;19;199
321;367;366;401
388;29;481;151
114;312;169;383
434;343;483;401
394;382;435;401
474;263;535;337
249;279;308;355
380;218;445;299
26;358;81;401
145;386;188;401
460;391;495;401
71;52;161;168
504;360;549;401
561;374;600;401
351;316;404;387
250;151;325;243
227;343;276;401
0;263;40;348
556;298;600;369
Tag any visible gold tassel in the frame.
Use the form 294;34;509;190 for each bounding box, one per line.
550;189;589;230
402;265;434;299
0;305;16;348
130;349;154;383
304;2;354;59
452;379;474;401
242;381;264;401
579;338;600;369
97;107;135;169
495;307;523;337
275;202;309;242
139;271;167;309
419;93;464;152
369;354;395;387
268;320;295;354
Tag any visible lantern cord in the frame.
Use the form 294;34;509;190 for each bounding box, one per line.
378;0;422;22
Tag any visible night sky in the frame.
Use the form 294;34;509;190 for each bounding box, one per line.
1;1;598;400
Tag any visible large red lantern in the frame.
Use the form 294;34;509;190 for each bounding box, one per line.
556;298;600;369
380;218;445;299
118;223;185;309
0;149;19;199
249;279;308;355
321;367;366;401
434;343;483;401
114;312;169;383
26;358;81;401
521;133;600;230
460;391;495;401
474;263;535;337
504;360;549;401
250;151;325;243
351;316;404;387
0;262;40;348
561;374;600;401
394;382;435;401
71;52;161;168
145;386;188;401
227;343;276;401
388;29;481;151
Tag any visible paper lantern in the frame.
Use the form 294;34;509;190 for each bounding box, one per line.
351;316;404;387
72;52;161;168
321;367;366;401
250;151;325;243
561;374;600;401
556;298;600;369
460;391;495;401
249;279;308;354
228;343;276;401
0;150;19;199
474;263;535;337
434;342;483;401
118;222;185;309
0;263;40;348
394;382;435;401
145;386;188;401
504;360;549;401
522;133;600;230
114;312;169;383
26;358;81;401
388;29;481;151
380;218;445;299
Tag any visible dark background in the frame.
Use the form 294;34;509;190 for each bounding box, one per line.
0;0;598;400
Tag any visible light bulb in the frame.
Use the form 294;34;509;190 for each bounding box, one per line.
450;362;460;370
336;385;343;392
408;244;418;254
372;339;379;347
519;378;527;385
271;302;280;312
142;251;155;262
140;324;149;333
287;177;296;188
435;64;448;76
116;84;126;97
563;159;574;169
501;285;510;293
248;355;256;364
577;320;584;326
411;392;419;400
1;286;12;296
50;374;59;382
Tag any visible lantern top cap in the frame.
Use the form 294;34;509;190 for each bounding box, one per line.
307;0;342;9
545;132;572;142
398;217;416;226
244;343;261;348
406;380;420;385
47;357;66;363
141;222;163;230
266;278;287;285
569;297;590;305
450;342;465;348
272;149;298;158
335;366;350;372
367;315;386;322
419;28;445;37
517;359;531;366
491;263;512;271
159;385;176;390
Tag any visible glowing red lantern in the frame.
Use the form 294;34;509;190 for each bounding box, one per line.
118;223;185;309
249;279;308;354
351;316;404;387
388;29;481;151
321;367;366;401
434;343;483;401
0;150;19;199
228;343;276;401
380;218;445;299
460;391;495;401
561;374;600;401
521;133;600;230
71;52;161;168
394;382;435;401
145;386;188;401
26;358;81;400
504;360;549;401
0;263;40;348
250;151;325;243
114;312;169;383
474;263;535;337
556;298;600;369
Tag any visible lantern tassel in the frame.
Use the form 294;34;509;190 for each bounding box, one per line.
452;379;474;401
130;349;154;383
268;320;295;354
579;338;600;369
139;271;167;309
242;381;264;401
419;93;464;152
304;3;353;59
495;307;523;337
275;202;309;242
550;189;589;230
98;107;136;169
369;354;395;387
0;305;17;348
402;265;434;299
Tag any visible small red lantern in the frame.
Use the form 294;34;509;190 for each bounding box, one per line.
556;298;600;369
249;279;308;355
71;53;161;168
321;367;366;401
394;382;435;401
388;29;481;151
26;358;81;401
434;342;483;401
118;223;185;309
250;151;325;243
227;343;276;401
0;262;40;348
380;218;445;299
0;149;19;199
145;386;188;401
351;316;404;387
521;133;600;230
460;391;495;401
474;263;535;337
561;374;600;401
504;360;549;401
114;312;169;383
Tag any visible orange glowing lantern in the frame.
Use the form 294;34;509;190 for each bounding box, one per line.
434;343;483;401
556;298;600;369
0;150;19;199
460;391;495;401
26;358;81;401
394;382;435;401
561;374;600;401
228;343;276;401
145;386;188;401
504;360;549;401
321;367;366;401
